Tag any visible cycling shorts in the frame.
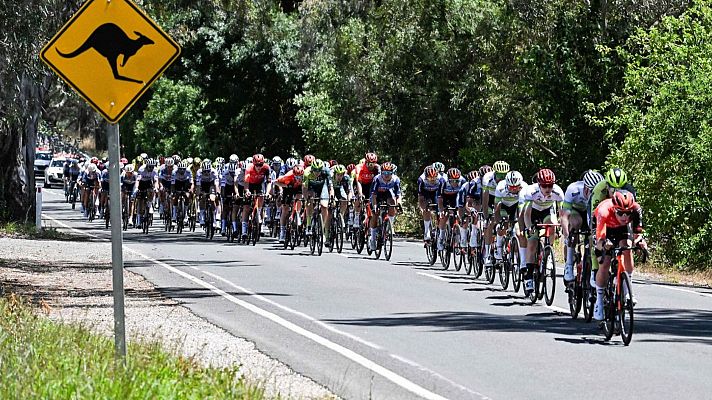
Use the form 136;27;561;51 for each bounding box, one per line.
419;190;437;207
441;194;457;211
282;187;298;204
200;181;213;193
308;181;329;200
499;203;518;222
358;182;373;198
101;181;109;192
174;180;190;193
138;180;152;192
248;183;264;195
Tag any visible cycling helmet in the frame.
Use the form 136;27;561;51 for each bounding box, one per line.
253;154;265;166
432;162;445;173
147;158;158;167
303;154;315;166
493;160;510;174
392;164;398;173
381;162;396;172
173;155;181;163
272;156;283;165
91;157;99;164
201;160;212;171
329;159;338;167
505;171;523;187
467;170;479;181
140;152;148;159
159;156;165;165
312;158;325;170
605;167;628;189
229;154;239;163
177;161;188;169
124;164;134;173
424;166;438;179
537;168;556;185
346;163;356;174
185;157;193;165
285;157;298;169
226;163;237;173
193;157;201;165
478;165;492;177
447;167;461;180
120;157;128;165
87;163;97;173
333;164;347;174
365;152;378;164
292;165;305;176
135;155;143;165
244;156;252;165
215;156;225;165
97;162;105;171
71;159;79;165
165;158;175;167
79;157;86;163
612;191;636;212
583;170;605;189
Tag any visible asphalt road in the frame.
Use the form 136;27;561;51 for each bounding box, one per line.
41;187;712;400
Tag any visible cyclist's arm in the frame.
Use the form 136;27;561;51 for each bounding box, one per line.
482;190;490;219
523;202;533;230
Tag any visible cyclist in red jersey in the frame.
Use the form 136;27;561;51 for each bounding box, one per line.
592;191;647;320
274;165;305;243
354;152;381;228
241;153;273;238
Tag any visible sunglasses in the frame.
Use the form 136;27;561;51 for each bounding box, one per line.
540;184;553;189
615;210;632;217
382;171;393;176
448;178;460;184
508;185;521;191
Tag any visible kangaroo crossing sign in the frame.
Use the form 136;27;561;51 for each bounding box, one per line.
40;0;180;123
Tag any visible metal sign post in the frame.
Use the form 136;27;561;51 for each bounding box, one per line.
107;123;126;358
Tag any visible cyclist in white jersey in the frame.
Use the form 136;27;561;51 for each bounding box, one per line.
482;161;510;266
493;171;528;265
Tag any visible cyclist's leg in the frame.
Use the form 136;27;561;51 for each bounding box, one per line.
319;183;330;239
564;210;583;281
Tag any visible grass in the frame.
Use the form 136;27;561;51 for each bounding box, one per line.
0;221;76;240
0;295;265;400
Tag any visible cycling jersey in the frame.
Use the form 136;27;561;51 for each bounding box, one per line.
196;168;219;184
220;169;238;187
304;165;333;188
99;169;110;182
417;173;444;195
334;174;353;199
82;171;100;186
173;169;192;183
481;171;500;195
439;177;466;197
371;174;401;199
244;163;272;185
66;166;81;180
589;180;638;213
276;171;303;189
121;171;136;190
495;180;528;207
463;178;481;200
278;164;290;177
563;181;588;213
137;166;158;182
158;165;173;182
355;163;380;184
594;198;643;242
523;183;565;211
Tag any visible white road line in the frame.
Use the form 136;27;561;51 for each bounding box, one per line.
174;261;384;351
416;272;450;282
652;284;712;299
43;211;471;400
390;354;491;400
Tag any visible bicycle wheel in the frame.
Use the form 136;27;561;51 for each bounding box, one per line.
374;226;382;260
440;225;451;270
583;264;595;323
356;226;365;254
529;266;539;304
543;246;557;306
105;201;110;229
510;238;521;293
453;229;462;272
464;228;473;274
336;213;345;254
142;206;150;234
309;218;317;255
498;259;510;290
602;279;616;341
383;219;394;261
568;258;583;319
315;214;324;256
619;272;634;346
328;216;336;253
251;220;260;246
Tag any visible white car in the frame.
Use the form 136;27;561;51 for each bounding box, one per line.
44;157;66;188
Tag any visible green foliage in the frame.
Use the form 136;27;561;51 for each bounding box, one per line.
0;297;263;399
607;0;712;269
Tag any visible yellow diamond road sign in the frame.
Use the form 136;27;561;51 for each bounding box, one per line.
40;0;180;123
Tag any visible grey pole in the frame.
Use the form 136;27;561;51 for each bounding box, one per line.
107;123;127;359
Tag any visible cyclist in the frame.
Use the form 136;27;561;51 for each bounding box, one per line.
275;165;306;243
121;164;137;226
280;157;299;177
589;167;638;212
81;162;100;218
482;161;510;266
98;162;110;219
436;168;466;252
172;160;194;223
266;156;283;225
65;159;81;200
219;162;239;235
158;157;175;218
492;171;528;265
592;191;646;320
302;158;334;239
242;154;273;239
561;170;604;283
332;164;354;238
196;159;220;228
368;162;402;251
133;158;159;228
354;152;380;231
521;168;565;296
417;165;444;242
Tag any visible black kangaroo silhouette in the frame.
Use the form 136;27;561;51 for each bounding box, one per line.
56;23;154;84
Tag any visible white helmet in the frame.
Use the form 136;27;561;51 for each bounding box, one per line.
246;156;253;164
505;171;523;187
87;163;97;173
583;170;604;189
272;156;283;164
185;157;193;165
165;158;174;167
229;154;238;163
140;152;148;159
124;164;135;173
285;157;298;169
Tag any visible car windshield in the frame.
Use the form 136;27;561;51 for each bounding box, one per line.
36;153;52;161
51;160;65;167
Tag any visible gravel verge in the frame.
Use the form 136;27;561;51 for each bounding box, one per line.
0;237;336;400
